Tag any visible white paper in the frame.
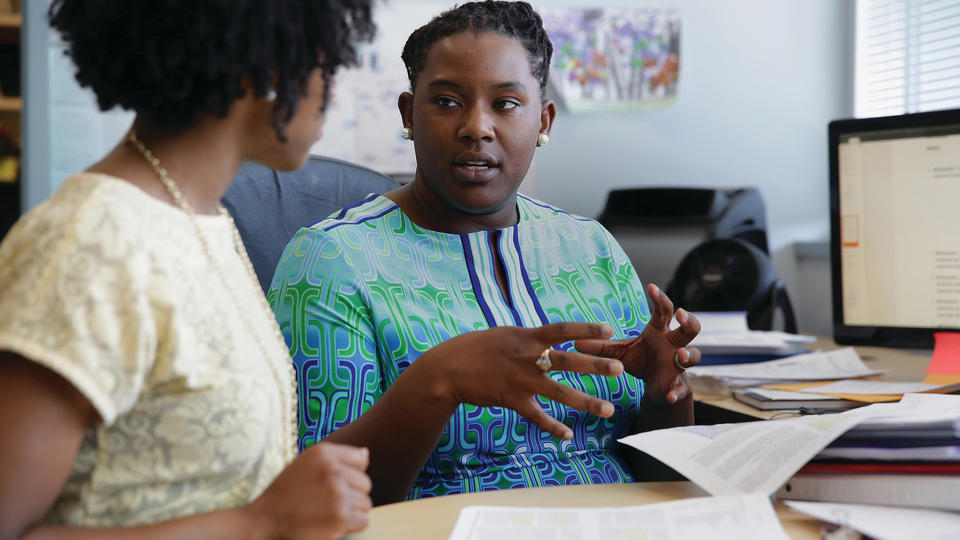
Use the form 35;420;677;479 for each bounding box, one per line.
845;393;960;434
796;380;940;395
619;395;960;497
447;494;788;540
784;500;960;540
688;348;881;382
682;311;750;333
669;312;814;355
618;412;871;496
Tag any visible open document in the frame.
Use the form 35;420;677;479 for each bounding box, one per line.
448;494;788;540
618;394;960;497
688;347;883;394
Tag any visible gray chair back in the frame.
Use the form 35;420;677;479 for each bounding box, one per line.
223;156;399;293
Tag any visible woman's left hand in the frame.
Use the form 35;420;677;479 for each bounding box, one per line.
574;283;701;405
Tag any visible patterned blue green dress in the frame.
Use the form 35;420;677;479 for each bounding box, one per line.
267;194;651;499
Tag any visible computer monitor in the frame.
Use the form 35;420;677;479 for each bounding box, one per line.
830;108;960;347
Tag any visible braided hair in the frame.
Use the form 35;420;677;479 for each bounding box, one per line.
401;1;552;97
49;0;375;140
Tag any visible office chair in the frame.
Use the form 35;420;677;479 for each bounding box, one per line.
222;156;399;293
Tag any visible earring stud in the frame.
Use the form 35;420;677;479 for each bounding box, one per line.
265;88;277;101
401;127;413;140
536;132;549;147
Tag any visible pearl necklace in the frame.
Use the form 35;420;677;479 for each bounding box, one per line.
126;130;298;464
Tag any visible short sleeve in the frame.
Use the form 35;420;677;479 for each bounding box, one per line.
268;226;381;449
0;195;157;425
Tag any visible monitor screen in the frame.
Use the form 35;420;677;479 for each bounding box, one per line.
830;108;960;347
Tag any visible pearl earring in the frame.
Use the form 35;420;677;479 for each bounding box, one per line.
401;127;413;140
536;132;549;147
265;88;277;101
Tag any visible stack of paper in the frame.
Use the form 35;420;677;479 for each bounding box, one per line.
687;347;883;395
778;393;960;511
682;312;815;361
617;394;960;512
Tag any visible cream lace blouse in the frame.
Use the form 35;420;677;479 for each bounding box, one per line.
0;173;295;526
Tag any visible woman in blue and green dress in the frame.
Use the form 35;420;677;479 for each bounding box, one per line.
268;0;702;505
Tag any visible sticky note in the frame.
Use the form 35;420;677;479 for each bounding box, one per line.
927;332;960;374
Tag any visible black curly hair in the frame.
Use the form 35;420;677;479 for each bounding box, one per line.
401;1;552;97
48;0;375;140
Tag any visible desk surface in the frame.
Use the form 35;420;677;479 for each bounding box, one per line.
349;483;825;539
693;337;933;421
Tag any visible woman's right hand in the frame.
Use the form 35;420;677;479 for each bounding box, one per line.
423;322;623;440
246;442;372;540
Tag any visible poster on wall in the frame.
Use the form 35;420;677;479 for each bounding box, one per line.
540;8;681;113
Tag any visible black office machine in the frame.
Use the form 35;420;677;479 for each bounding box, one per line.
598;187;795;332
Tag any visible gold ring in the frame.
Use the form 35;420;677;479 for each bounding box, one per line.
536;348;552;372
673;352;686;372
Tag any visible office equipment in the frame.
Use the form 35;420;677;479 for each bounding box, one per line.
829;108;960;347
598;187;768;291
668;238;797;332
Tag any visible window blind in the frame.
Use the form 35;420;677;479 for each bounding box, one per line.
855;0;960;117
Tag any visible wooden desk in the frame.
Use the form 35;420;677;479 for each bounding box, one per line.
693;337;933;423
349;483;826;539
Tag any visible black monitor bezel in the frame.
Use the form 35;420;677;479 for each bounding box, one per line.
830;108;960;348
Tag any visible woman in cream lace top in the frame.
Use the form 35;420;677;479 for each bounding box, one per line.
0;1;376;538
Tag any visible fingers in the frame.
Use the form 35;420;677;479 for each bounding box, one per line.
668;308;701;348
571;337;628;359
645;283;674;330
545;349;623;377
340;489;373;534
666;374;692;403
677;346;701;371
513;397;573;440
538;381;615;420
317;442;370;471
535;321;614;345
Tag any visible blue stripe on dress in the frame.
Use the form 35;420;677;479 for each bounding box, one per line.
470;231;515;327
460;233;500;328
513;225;551;326
497;227;539;328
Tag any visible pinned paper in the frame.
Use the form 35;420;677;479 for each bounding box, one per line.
927;332;960;374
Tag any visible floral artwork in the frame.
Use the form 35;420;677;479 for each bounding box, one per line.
540;8;680;112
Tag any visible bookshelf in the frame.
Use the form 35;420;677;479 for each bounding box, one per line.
0;8;20;239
